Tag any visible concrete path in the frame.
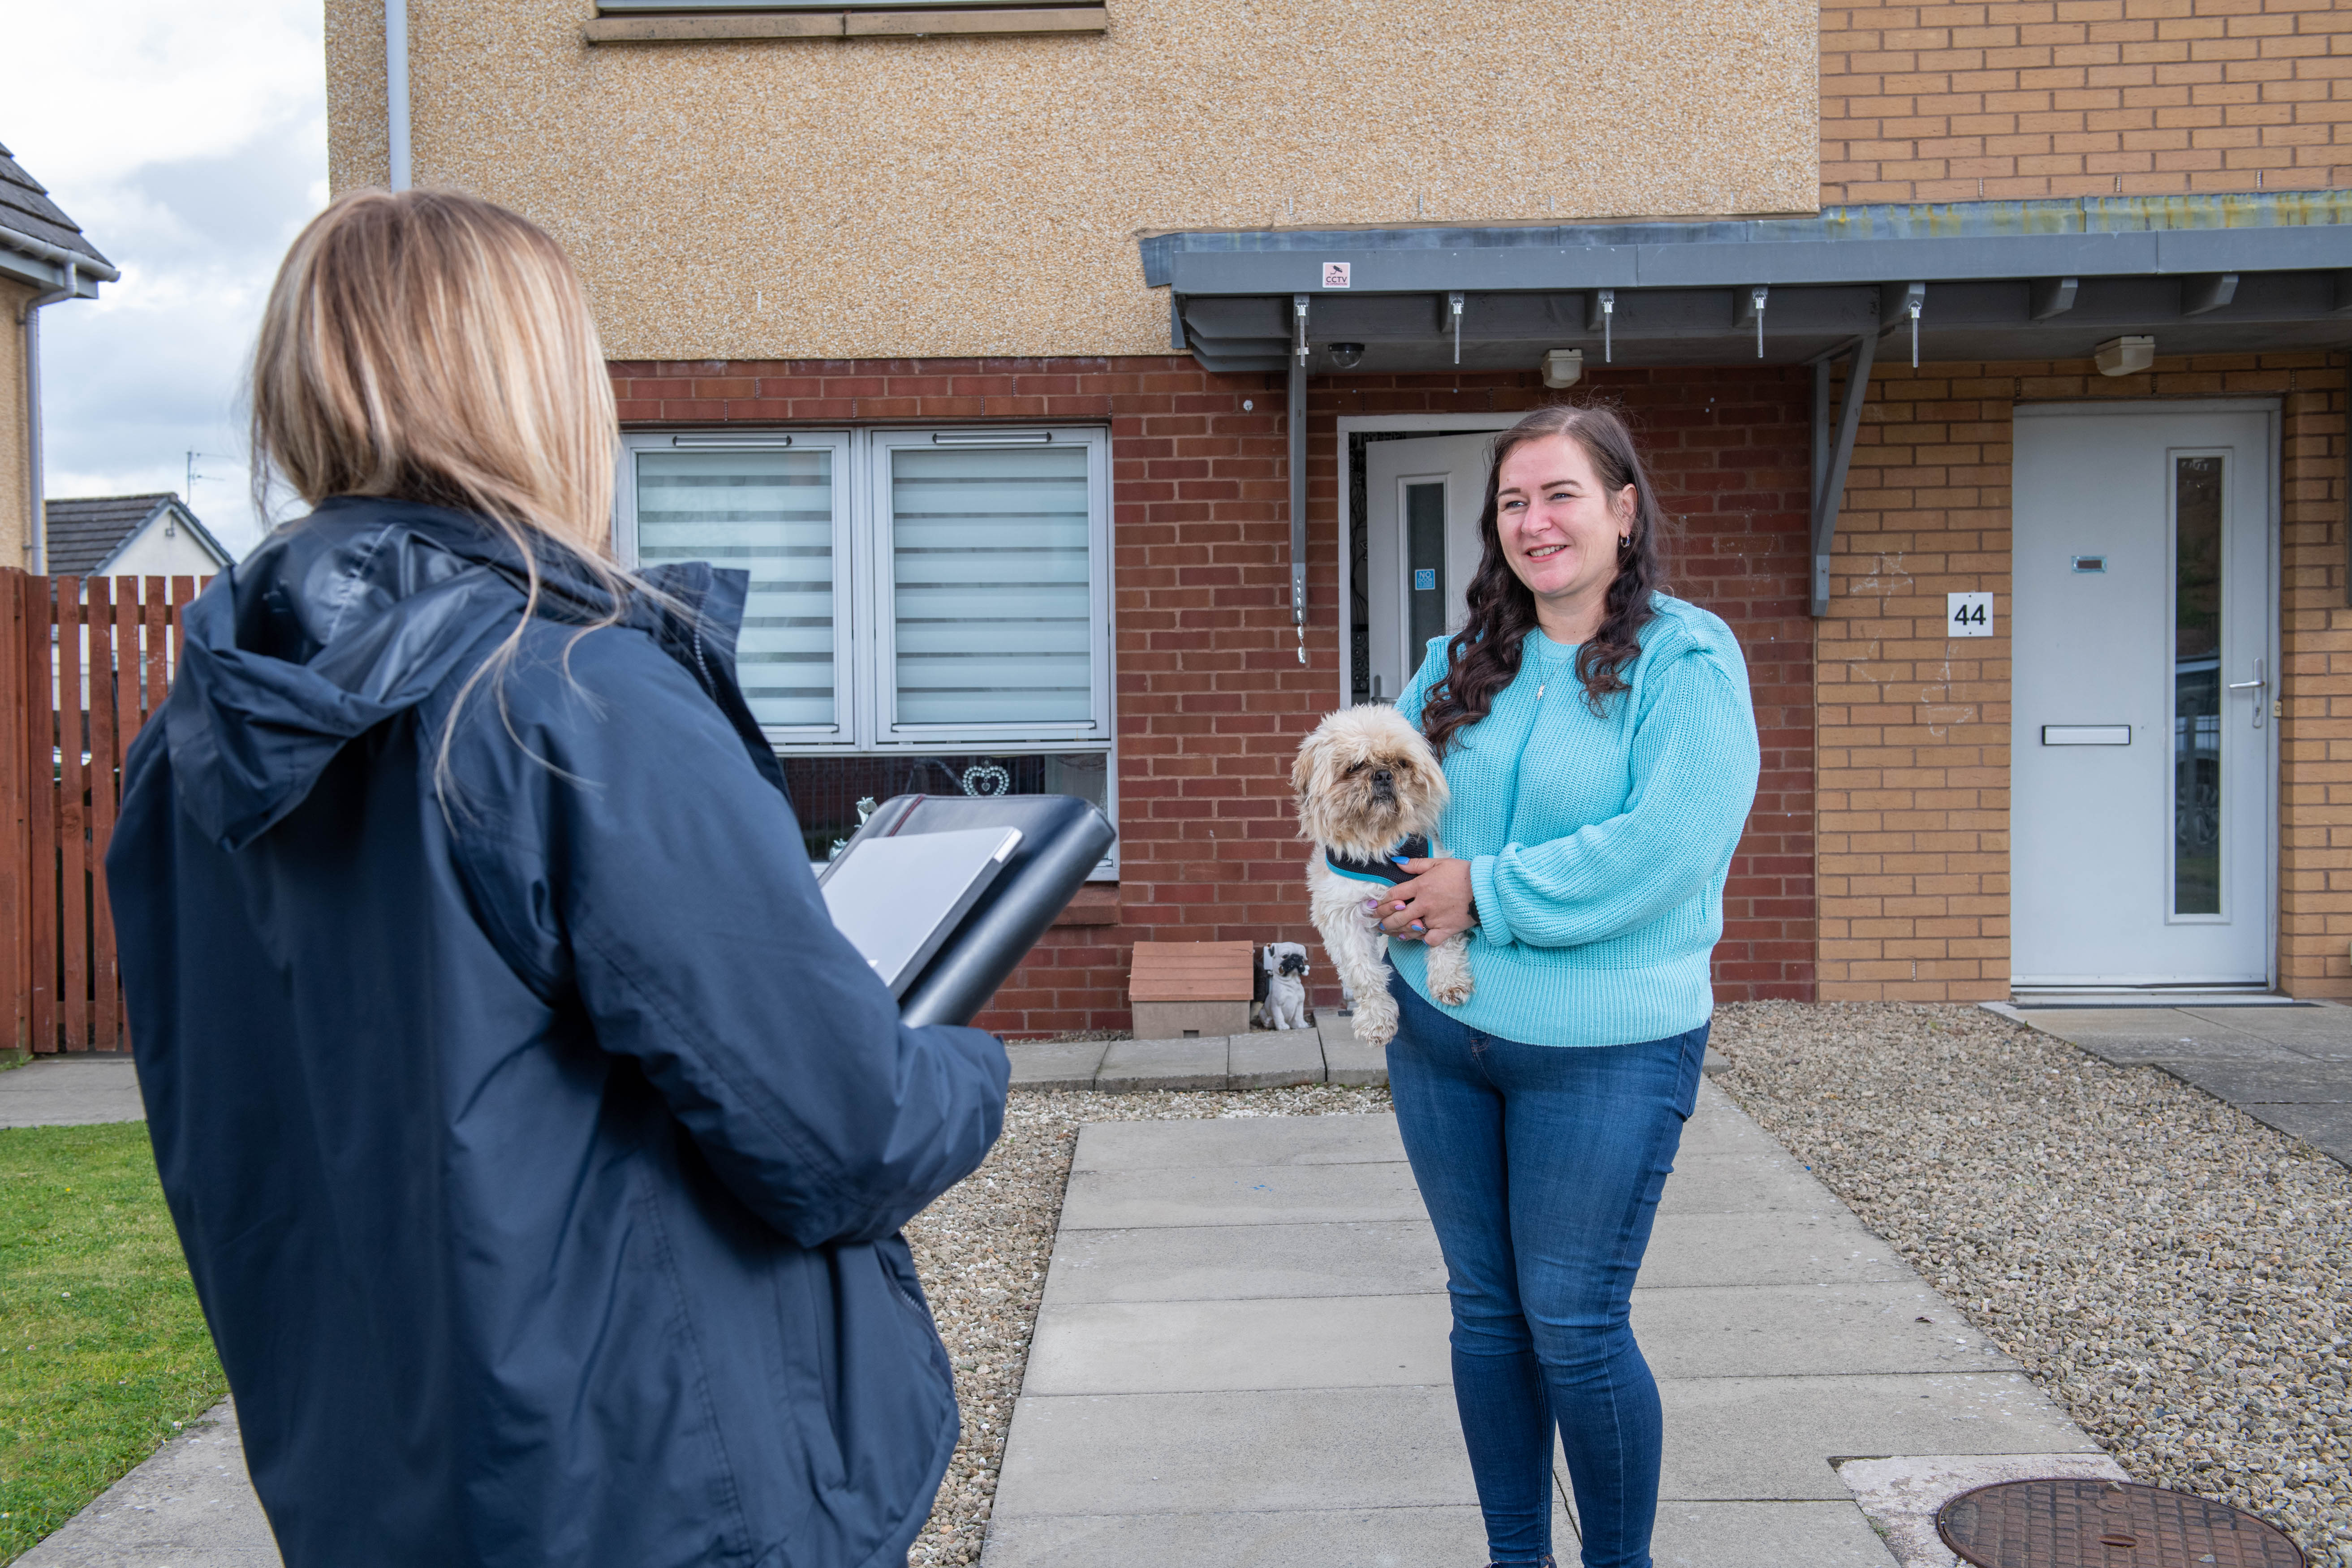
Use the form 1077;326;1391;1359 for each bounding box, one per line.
15;1399;272;1568
0;1057;143;1128
2001;1000;2352;1167
985;1078;2112;1568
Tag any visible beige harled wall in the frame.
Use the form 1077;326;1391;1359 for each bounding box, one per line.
325;0;1819;360
0;278;31;565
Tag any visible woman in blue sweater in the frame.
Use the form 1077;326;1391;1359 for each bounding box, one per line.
1373;405;1760;1568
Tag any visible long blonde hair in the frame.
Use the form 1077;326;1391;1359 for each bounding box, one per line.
249;189;638;788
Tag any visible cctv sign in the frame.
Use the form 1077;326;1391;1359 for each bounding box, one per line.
1322;262;1351;289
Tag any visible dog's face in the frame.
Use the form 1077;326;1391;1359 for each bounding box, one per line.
1291;704;1449;859
1277;952;1309;978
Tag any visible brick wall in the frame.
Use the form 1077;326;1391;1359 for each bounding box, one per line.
1311;367;1822;1002
1818;349;2351;1001
2274;356;2351;995
1821;0;2352;205
610;355;1817;1033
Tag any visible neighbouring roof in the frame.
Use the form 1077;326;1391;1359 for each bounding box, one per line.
0;139;111;271
43;494;233;576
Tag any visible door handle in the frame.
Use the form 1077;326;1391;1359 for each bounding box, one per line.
2227;658;2266;729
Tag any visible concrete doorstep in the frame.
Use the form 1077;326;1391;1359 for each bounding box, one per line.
1005;1015;1730;1095
982;1080;2114;1568
1004;1012;1386;1093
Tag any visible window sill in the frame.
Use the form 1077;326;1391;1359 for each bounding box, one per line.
583;7;1106;41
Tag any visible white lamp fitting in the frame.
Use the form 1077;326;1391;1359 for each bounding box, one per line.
1542;348;1585;388
2095;335;2156;377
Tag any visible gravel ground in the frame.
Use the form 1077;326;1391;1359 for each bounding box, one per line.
1708;1001;2352;1567
900;1081;1393;1567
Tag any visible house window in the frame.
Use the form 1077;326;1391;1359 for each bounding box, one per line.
584;2;1109;42
617;428;1115;872
633;438;849;732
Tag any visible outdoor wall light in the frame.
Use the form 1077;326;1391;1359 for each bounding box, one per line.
1328;342;1365;370
2095;335;2156;377
1542;348;1584;388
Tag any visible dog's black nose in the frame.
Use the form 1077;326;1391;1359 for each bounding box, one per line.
1371;768;1393;788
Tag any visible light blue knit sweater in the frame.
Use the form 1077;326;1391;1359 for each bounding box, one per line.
1387;593;1761;1047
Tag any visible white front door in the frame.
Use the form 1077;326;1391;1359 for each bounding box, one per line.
1365;433;1493;702
2011;401;2276;989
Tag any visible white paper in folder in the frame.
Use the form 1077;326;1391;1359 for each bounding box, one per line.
818;826;1024;996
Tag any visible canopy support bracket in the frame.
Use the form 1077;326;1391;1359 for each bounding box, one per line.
1810;328;1878;617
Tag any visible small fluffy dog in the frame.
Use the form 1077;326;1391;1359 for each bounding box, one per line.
1292;705;1473;1046
1254;943;1311;1031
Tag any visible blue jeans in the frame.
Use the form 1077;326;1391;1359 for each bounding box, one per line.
1384;971;1706;1568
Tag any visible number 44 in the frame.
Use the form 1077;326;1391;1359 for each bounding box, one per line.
1947;591;1993;638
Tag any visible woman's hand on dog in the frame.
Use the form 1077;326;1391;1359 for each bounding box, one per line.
1375;857;1475;946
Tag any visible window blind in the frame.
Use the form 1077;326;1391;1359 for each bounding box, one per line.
636;448;837;728
889;445;1092;726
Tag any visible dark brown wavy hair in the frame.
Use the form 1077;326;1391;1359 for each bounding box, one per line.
1419;404;1667;754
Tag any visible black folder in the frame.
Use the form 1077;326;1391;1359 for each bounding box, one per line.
817;793;1116;1028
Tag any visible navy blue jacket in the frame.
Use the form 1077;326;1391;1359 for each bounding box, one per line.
105;497;1008;1568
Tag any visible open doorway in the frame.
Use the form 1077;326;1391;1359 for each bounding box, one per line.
1338;417;1511;711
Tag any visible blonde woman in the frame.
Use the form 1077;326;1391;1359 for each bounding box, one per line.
104;191;1008;1568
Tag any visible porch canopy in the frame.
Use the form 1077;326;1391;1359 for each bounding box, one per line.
1138;193;2352;614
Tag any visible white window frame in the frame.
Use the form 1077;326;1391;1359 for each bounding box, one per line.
617;429;858;746
617;425;1118;876
862;427;1113;750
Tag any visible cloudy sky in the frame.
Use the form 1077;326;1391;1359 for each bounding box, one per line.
13;0;328;558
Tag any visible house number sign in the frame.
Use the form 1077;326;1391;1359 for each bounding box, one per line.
1947;591;1993;638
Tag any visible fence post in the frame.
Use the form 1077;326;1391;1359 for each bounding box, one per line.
56;577;86;1053
140;576;166;732
25;576;55;1053
88;577;119;1053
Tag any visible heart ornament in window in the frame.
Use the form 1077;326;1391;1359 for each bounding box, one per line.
960;764;1012;798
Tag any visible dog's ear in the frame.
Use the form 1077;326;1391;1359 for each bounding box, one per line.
1289;724;1327;800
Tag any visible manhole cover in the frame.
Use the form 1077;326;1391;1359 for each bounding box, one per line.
1938;1478;2306;1568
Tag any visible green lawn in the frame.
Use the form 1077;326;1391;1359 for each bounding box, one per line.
0;1121;226;1564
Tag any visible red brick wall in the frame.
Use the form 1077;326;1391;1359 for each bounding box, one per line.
608;356;1817;1032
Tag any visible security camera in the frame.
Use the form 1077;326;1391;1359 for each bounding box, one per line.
1328;342;1366;370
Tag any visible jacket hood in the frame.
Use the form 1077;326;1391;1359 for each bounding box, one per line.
165;495;749;853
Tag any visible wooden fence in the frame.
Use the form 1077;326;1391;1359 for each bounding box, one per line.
0;571;201;1056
